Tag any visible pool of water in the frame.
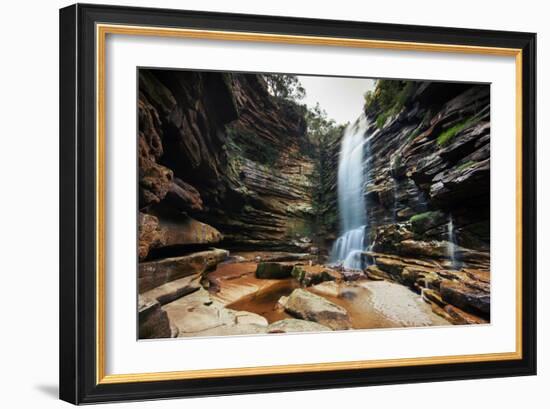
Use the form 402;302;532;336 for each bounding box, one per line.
227;278;298;323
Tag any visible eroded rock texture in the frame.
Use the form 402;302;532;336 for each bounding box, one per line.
139;70;315;256
363;82;490;248
356;81;491;322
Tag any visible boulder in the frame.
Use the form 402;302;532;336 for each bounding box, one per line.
310;281;340;298
276;296;289;310
138;295;172;339
155;215;223;248
290;265;340;286
255;262;294;279
284;289;351;330
267;319;332;333
139;212;222;260
139;248;229;293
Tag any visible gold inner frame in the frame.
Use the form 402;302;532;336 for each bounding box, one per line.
95;23;523;385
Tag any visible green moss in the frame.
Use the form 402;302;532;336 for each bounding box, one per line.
409;211;439;224
376;111;391;128
456;160;476;171
409;210;446;234
436;117;475;146
395;81;415;107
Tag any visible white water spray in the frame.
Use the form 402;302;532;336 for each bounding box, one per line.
447;215;457;269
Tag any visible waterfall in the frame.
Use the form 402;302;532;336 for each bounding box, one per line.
447;215;458;269
330;115;370;270
392;179;399;222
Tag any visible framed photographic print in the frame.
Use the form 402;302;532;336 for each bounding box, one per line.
59;3;537;404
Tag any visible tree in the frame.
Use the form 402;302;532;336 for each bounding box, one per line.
262;74;306;102
305;103;346;145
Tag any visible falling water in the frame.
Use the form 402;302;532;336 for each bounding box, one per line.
447;215;457;269
330;115;370;270
392;179;399;222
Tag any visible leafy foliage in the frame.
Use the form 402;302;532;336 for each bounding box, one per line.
262;74;306;102
364;80;417;128
304;105;345;253
304;103;345;143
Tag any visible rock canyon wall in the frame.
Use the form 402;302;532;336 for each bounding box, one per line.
358;81;491;324
138;69;316;259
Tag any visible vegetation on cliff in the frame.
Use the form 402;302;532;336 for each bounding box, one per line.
363;80;417;128
305;104;345;251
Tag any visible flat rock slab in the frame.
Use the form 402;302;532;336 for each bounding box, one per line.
208;262;292;306
163;288;269;337
355;281;450;327
285;289;351;330
141;274;201;305
139;248;229;293
232;251;316;262
267;318;332;333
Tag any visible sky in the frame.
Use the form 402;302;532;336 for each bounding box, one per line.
297;75;376;125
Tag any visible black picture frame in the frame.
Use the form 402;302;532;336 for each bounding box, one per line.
59;3;536;404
